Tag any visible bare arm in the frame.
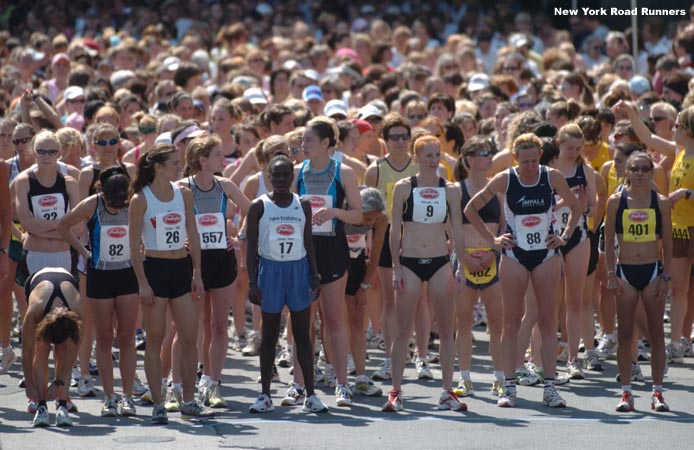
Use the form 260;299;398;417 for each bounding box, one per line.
363;161;378;188
230;148;259;186
33;95;63;130
220;177;251;216
659;195;673;278
128;194;149;295
613;100;678;159
78;166;94;201
335;165;363;225
463;173;509;248
549;169;582;238
363;212;388;284
182;187;204;300
56;195;97;259
15;174;59;236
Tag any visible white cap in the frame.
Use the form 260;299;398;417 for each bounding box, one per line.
509;33;530;49
155;132;172;145
64;86;85;100
467;73;490;92
304;69;320;82
243;87;268;105
324;99;348;118
163;56;180;71
357;104;383;120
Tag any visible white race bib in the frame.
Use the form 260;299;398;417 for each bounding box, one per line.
347;234;366;258
99;225;130;262
412;187;446;223
269;223;303;261
32;194;65;221
154;212;186;250
554;206;570;231
516;214;549;251
196;212;226;250
306;195;334;234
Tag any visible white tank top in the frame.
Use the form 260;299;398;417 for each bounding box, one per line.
141;182;187;251
258;194;306;261
257;172;269;197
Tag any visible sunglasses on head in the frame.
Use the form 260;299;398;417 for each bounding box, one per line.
289;146;302;154
36;148;59;156
388;133;410;142
628;165;652;173
95;138;119;147
12;136;33;145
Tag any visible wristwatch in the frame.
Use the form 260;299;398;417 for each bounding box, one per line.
661;274;672;282
237;232;247;241
360;282;371;291
560;233;570;241
311;273;322;281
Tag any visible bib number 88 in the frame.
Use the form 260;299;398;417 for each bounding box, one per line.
526;232;542;245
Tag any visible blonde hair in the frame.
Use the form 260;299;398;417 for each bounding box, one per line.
56;127;84;150
184;134;222;176
512;133;543;154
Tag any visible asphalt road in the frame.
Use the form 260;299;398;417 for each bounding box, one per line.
1;324;693;450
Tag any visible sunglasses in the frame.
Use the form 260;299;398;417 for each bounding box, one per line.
518;102;533;109
408;114;426;121
366;116;382;124
470;150;492;157
95;138;119;147
388;133;410;142
139;126;157;134
650;116;669;122
628;165;652;173
289;146;302;154
68;98;85;104
36;148;59;156
12;136;33;145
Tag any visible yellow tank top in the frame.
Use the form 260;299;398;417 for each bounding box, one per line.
441;157;454;181
607;163;624;195
670;149;694;228
376;156;420;221
589;142;611;173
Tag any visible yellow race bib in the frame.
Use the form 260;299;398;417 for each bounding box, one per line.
464;248;497;285
622;208;656;243
673;226;690;240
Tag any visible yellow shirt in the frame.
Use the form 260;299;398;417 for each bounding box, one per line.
376;156;420;221
670;149;694;228
589;142;611;173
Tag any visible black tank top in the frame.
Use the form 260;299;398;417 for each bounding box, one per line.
504;166;555;235
461;180;500;224
615;188;662;236
27;171;69;217
402;176;449;223
89;162;130;196
565;163;587;189
24;270;79;317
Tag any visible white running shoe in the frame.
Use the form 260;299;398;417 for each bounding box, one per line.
303;394;328;413
543;384;567;408
416;358;434;380
249;393;274;413
281;383;305;406
33;405;50;427
0;347;16;374
55;405;73;426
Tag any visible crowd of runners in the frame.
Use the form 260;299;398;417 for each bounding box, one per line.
1;1;694;427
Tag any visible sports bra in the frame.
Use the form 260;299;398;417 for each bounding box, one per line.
615;188;661;237
402;176;449;223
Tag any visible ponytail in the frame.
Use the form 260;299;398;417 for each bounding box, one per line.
129;143;177;198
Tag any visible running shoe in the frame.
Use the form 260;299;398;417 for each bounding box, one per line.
556;342;569;362
70;366;81;387
151;403;168;424
89;362;99;376
281;383;305;406
616;362;645;382
101;395;118;417
335;384;353;407
207;383;226;408
567;359;585;380
28;400;38;414
277;346;293;367
135;329;146;350
323;365;337;388
133;374;148;396
416;358;434;380
33;405;50;427
0;347;16;374
231;333;247;352
473;302;487;327
438;389;467;411
616;391;635;412
249;393;274;413
118;395;137;417
139;388;153;405
242;331;261;356
651;390;670;412
180;400;215;419
64;396;78;413
303;394;328;413
368;332;385;350
453;379;474;397
554;372;570;385
164;386;182;412
595;335;617;359
491;380;504;397
542;384;567;408
515;364;541;386
353;376;382;397
347;353;356;375
681;337;694;357
372;359;392;381
382;388;403;412
55;405;72;427
666;341;684;364
497;385;517;407
314;365;325;383
637;339;650;361
585;350;603;371
77;377;97;397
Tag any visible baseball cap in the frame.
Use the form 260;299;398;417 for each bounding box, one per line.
357;104;383;120
628;76;651;96
52;53;70;65
243;87;268;105
64;86;85;101
467;73;490;92
324;99;348;118
302;85;324;102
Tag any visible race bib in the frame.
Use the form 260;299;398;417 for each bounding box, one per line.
464;248;497;285
196;213;226;250
31;194;65;221
515;214;549;251
154;212;186;250
306;195;334;234
99;225;130;262
412;187;446;223
673;225;690;240
622;209;656;243
347;234;366;259
269;223;303;261
554;206;571;231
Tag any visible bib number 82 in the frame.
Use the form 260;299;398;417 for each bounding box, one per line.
108;244;124;257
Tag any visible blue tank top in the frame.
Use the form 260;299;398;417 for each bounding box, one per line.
296;159;345;237
87;195;131;270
